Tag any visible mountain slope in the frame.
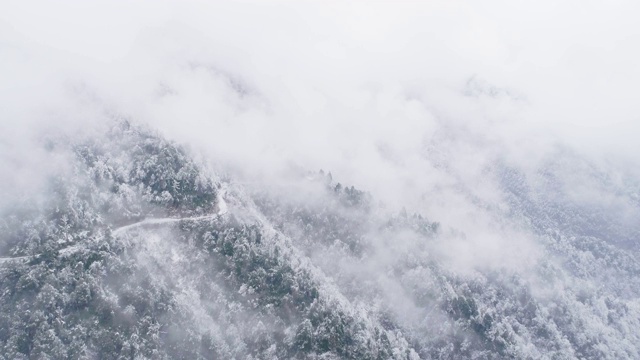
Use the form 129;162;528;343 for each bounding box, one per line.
1;121;639;359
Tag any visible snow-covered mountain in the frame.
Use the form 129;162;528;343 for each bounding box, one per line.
1;121;638;359
3;2;640;359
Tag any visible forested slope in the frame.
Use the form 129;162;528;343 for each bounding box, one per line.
1;122;639;359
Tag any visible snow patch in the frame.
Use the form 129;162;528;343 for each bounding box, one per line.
217;185;228;215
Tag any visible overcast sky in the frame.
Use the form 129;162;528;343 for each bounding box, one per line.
2;0;639;213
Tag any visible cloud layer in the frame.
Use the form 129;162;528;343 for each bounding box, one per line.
2;0;639;248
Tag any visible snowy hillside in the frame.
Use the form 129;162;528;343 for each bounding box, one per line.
1;122;639;359
2;1;640;359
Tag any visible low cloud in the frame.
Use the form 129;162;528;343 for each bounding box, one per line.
2;0;639;279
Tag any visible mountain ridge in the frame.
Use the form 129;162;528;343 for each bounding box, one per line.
1;121;639;359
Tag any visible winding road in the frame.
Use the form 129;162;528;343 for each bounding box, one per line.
0;187;229;265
